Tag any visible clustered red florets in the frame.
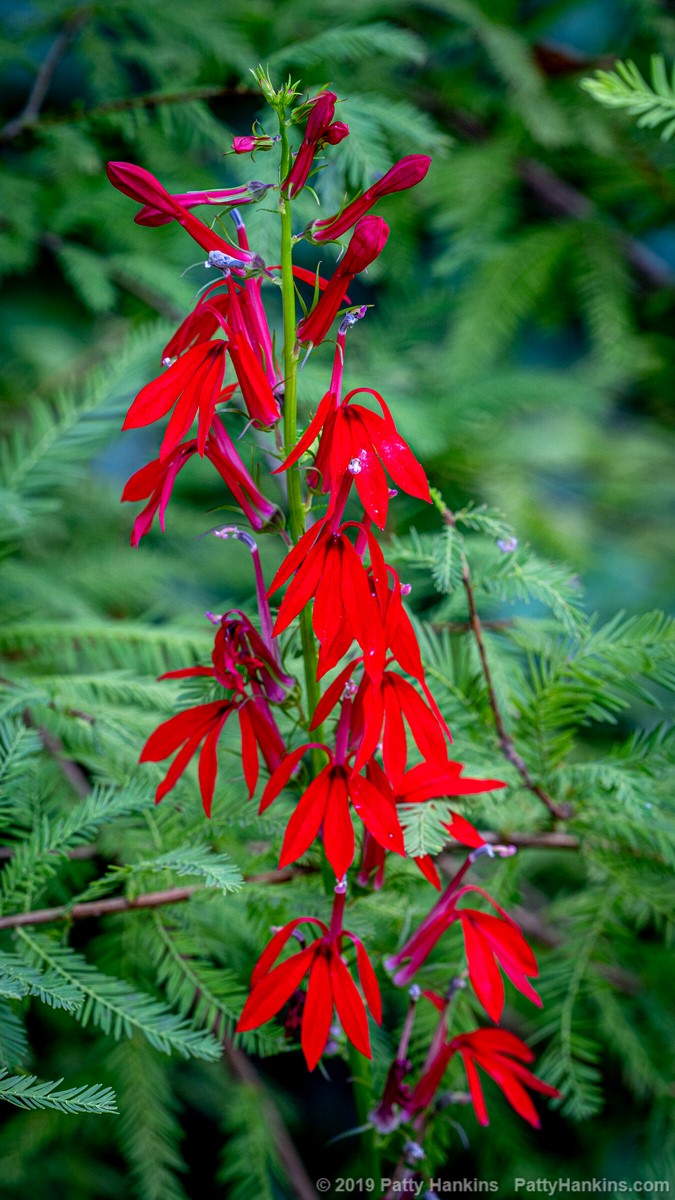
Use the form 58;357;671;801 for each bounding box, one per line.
108;82;558;1143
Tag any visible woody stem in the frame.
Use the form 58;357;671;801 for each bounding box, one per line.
278;114;323;753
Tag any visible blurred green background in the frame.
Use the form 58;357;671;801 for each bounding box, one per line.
0;0;673;1195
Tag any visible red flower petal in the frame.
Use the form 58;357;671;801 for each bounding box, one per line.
330;953;371;1059
301;952;334;1070
236;947;315;1031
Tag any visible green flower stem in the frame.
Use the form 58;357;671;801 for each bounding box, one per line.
348;1041;380;1183
277;115;324;765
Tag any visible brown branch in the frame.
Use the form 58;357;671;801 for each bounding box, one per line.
0;866;309;931
518;158;674;288
441;508;571;821
433;101;673;290
22;710;91;799
222;1034;319;1200
3;83;256;139
0;12;89;143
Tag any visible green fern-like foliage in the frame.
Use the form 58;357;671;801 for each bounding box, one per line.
582;56;675;140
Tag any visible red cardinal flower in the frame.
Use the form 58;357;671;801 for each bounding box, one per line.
106;161;251;258
296;216;389;346
453;886;541;1022
259;739;406;879
269;516;386;681
282;91;349;198
123;341;231;459
140;606;288;811
311;662;451;783
140;693;284;814
236;911;381;1070
206;610;294;703
275;385;430;528
385;863;541;1027
405;1029;559;1128
308;155;432;243
134;185;255;226
357;758;504;892
122;418;279;546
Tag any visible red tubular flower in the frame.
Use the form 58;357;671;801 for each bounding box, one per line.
134;185;254;226
122;418;279;546
269;517;386;681
453;886;541;1022
106;161;251;258
123;341;231;459
140;692;285;814
259;741;406;879
282;92;349;198
308;154;432;243
235;914;381;1070
385;865;541;1027
296;216;390;345
357;758;504;892
275;385;430;528
227;328;281;427
312;662;450;783
208;609;294;703
405;1029;559;1128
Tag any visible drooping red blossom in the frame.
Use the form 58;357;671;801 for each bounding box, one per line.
385;863;541;1027
275;385;430;528
308;154;432;243
139;691;284;814
123;341;231;459
268;516;387;681
106;161;252;258
404;1028;559;1128
122;418;279;546
282;91;349;199
259;736;406;879
236;892;381;1070
296;216;389;345
454;886;542;1022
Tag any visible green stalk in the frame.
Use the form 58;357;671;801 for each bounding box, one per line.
348;1042;380;1184
277;115;324;762
277;100;375;1179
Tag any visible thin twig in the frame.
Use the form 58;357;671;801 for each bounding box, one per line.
445;830;580;852
0;12;88;142
222;1034;319;1200
22;710;91;799
441;508;571;820
3;83;256;139
0;867;308;930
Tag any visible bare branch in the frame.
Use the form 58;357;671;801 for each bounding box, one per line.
440;507;572;821
0;867;309;930
0;12;88;142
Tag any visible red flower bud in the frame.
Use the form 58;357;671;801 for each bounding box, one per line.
296;216;390;345
309;154;432;243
